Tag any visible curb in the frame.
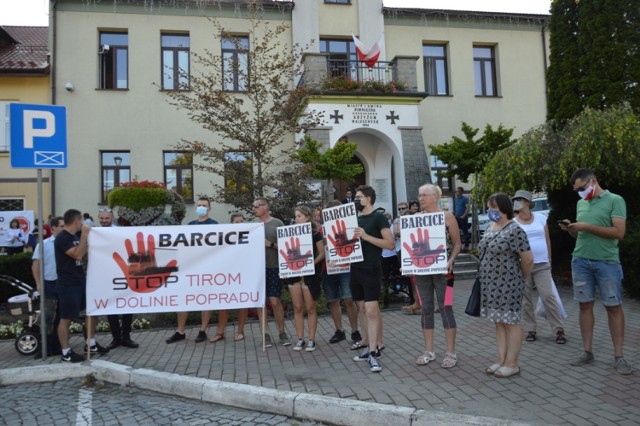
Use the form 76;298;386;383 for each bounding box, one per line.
0;361;532;426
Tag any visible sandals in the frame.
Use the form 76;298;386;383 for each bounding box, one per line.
555;330;567;344
441;352;457;369
416;351;436;365
485;363;502;375
495;366;520;378
525;331;537;342
209;334;225;343
351;341;368;351
234;333;245;342
401;305;420;315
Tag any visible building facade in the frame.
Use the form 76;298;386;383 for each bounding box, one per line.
0;26;52;219
49;0;549;220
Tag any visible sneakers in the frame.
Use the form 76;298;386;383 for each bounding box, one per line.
166;331;186;344
353;347;381;362
305;340;316;352
279;332;291;346
329;330;346;344
351;330;362;343
61;349;84;363
368;354;382;372
84;342;109;354
264;334;273;348
615;358;632;375
195;330;207;343
293;339;305;351
570;351;594;366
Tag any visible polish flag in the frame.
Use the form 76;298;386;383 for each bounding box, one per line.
352;34;383;68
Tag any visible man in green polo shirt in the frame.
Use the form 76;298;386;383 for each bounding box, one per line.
559;169;631;375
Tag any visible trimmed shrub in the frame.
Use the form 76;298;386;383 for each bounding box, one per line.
620;217;640;299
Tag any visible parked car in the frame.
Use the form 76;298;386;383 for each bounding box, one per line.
477;196;549;236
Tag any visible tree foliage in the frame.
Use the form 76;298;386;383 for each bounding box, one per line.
547;0;640;125
164;1;322;215
429;122;517;194
293;136;364;204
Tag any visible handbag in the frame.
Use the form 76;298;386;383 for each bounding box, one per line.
465;277;481;317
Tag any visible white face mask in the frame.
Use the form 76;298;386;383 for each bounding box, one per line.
578;183;595;200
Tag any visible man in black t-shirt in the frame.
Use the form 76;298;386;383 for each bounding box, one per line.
56;209;109;363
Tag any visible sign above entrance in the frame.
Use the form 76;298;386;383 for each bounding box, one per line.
329;104;401;127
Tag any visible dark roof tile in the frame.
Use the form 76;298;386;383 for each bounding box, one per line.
0;26;49;74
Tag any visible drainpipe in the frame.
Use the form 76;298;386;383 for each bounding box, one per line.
541;21;548;107
50;0;58;215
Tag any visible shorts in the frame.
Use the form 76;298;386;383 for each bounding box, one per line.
322;272;352;303
571;257;623;306
350;266;382;303
266;268;283;298
58;282;85;320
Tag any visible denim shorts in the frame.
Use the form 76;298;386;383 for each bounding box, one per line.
322;272;352;302
571;257;623;306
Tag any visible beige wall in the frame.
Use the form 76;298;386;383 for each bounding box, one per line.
0;75;53;219
385;19;549;161
53;8;293;221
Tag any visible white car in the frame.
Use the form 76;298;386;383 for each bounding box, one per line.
477;196;549;236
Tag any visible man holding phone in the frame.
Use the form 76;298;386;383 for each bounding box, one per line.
559;169;630;375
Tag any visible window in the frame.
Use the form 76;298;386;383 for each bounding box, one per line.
0;198;25;211
222;36;249;92
320;38;357;79
423;44;449;95
473;46;497;97
162;33;190;90
164;151;193;202
429;155;452;193
99;32;128;89
224;151;253;203
101;151;131;203
324;0;351;3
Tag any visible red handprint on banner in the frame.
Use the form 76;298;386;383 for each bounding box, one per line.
279;237;313;271
113;232;178;293
402;228;446;268
327;219;359;258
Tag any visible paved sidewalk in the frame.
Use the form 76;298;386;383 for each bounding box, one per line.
1;278;638;425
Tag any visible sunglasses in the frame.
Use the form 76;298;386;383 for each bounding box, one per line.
398;207;407;211
99;208;112;213
574;178;593;192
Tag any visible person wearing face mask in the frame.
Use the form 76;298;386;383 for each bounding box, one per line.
512;190;566;345
478;193;533;378
559;169;631;375
166;197;219;344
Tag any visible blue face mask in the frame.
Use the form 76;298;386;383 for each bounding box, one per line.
196;206;208;217
487;209;502;222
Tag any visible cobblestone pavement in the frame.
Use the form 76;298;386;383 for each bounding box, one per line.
0;378;322;425
1;279;639;425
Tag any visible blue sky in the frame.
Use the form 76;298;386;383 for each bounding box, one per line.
0;0;551;26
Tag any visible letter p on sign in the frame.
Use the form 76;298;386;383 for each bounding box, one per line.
23;110;55;149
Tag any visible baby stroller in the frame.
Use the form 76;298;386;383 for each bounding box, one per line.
1;275;41;356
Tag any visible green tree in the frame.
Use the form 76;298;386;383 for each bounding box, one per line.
165;1;322;214
429;122;517;192
547;0;640;125
293;136;364;205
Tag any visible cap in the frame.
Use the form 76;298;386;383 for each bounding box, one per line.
512;190;533;203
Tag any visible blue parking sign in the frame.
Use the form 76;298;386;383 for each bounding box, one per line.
10;103;67;169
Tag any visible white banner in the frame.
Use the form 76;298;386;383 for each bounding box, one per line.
0;210;35;245
277;223;315;278
322;203;363;264
86;223;265;315
400;212;448;275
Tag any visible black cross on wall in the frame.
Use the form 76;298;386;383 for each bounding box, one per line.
330;110;343;124
386;111;400;125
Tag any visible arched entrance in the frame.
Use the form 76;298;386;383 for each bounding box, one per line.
334;156;365;201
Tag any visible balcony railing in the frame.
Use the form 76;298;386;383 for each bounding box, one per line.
327;59;394;84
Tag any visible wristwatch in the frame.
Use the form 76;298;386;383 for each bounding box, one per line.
270;241;275;248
